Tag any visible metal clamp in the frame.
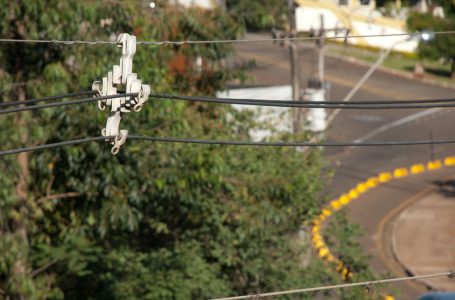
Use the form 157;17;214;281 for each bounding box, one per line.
92;33;150;154
111;130;128;155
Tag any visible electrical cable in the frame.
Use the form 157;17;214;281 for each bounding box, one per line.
0;136;111;156
0;39;116;45
4;135;455;156
152;93;455;105
211;271;454;300
150;94;455;109
0;93;138;115
128;136;455;147
1;31;455;46
0;90;98;108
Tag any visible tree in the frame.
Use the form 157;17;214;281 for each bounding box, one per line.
0;1;372;299
225;0;288;31
407;2;455;78
0;1;246;298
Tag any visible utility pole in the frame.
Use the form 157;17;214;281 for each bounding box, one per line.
288;0;302;133
304;14;328;134
317;14;325;83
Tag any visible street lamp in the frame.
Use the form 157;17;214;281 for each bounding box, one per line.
420;30;435;42
325;30;435;126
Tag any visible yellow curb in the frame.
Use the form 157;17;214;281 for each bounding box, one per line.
311;156;455;291
444;156;455;166
330;200;342;210
356;182;368;194
427;160;442;170
314;240;325;249
341;267;349;279
339;194;350;205
312;236;322;244
348;189;359;199
410;164;425;174
336;262;344;272
378;172;392;182
393;167;409;178
319;247;329;258
366;177;379;188
322;208;332;217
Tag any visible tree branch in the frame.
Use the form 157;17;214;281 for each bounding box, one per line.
37;192;81;205
31;260;57;278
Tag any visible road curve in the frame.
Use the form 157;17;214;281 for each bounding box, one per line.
233;33;455;299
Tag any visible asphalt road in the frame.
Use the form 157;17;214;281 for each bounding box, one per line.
233;33;455;299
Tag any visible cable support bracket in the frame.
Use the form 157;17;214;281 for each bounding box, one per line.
92;33;150;154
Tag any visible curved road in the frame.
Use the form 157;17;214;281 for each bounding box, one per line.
233;33;455;299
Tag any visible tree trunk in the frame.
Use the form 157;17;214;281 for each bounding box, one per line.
451;59;455;79
6;11;32;298
9;75;30;300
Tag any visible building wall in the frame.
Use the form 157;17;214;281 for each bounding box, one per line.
295;0;418;53
175;0;217;9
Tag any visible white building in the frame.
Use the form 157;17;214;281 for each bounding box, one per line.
217;86;293;141
173;0;222;10
295;0;418;53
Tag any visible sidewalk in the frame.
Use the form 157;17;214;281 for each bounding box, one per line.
392;182;455;291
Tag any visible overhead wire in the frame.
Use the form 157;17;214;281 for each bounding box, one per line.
3;92;455;114
211;271;454;300
1;31;455;46
128;136;455;147
0;136;112;156
150;94;455;109
0;93;138;115
4;135;455;156
0;39;116;45
0;90;98;108
8;91;455;116
151;94;455;105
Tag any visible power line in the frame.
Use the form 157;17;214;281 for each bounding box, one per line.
151;94;455;109
152;94;455;105
1;31;455;46
4;135;455;156
211;271;454;300
0;136;111;156
0;93;138;115
0;39;116;45
0;90;98;108
129;136;455;147
14;92;455;116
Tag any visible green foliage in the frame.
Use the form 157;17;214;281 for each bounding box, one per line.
0;1;372;299
226;0;288;31
407;7;455;76
324;211;393;299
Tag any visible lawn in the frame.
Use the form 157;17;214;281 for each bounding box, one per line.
326;42;454;84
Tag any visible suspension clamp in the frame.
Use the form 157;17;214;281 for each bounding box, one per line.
92;33;150;154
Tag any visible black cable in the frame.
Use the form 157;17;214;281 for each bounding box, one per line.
0;90;98;108
3;135;455;156
0;136;113;156
150;94;455;109
128;136;455;147
151;93;455;105
0;93;138;115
